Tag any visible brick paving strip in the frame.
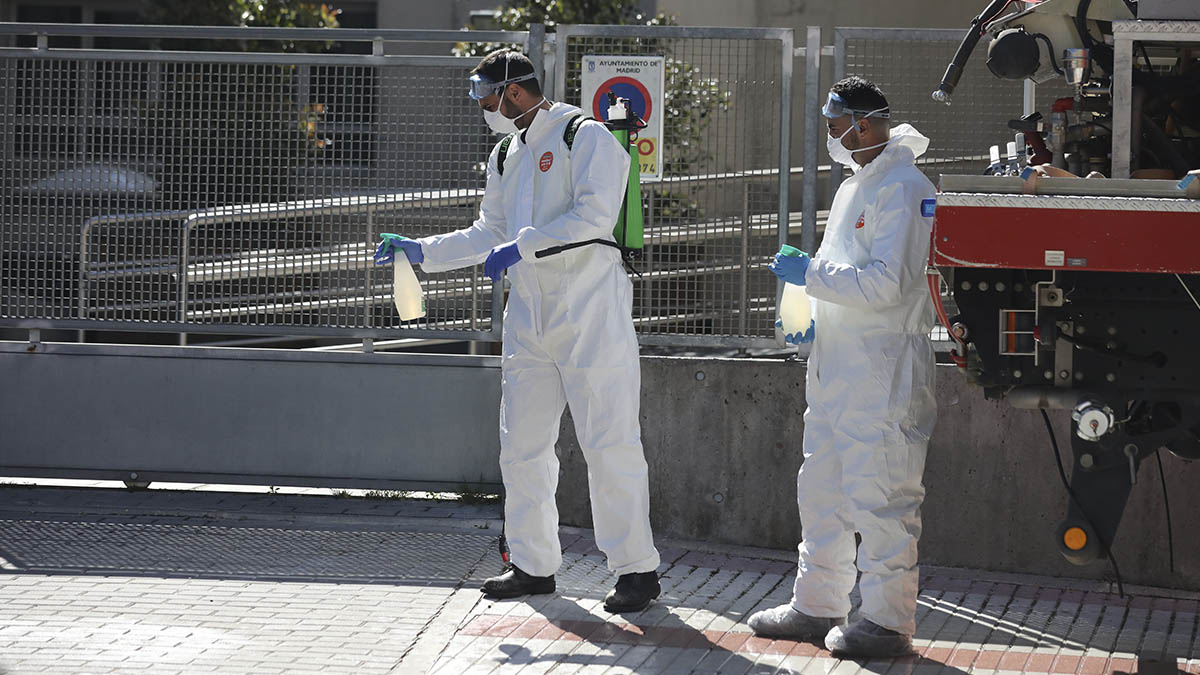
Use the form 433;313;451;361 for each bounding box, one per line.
420;555;1200;674
2;486;1199;674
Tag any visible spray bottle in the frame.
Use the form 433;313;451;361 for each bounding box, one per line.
777;244;812;337
380;233;426;321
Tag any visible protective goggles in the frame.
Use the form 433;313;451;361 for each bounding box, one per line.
467;72;536;100
821;91;890;120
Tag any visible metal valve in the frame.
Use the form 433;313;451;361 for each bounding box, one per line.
1071;400;1115;441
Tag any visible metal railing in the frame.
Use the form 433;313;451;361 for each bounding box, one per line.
3;23;1010;351
78;189;492;341
1;21;805;349
1;23;530;343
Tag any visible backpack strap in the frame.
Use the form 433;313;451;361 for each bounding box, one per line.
498;116;589;176
495;132;516;176
562;114;591;151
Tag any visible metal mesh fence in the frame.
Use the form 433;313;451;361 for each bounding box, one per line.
835;29;1076;186
558;28;788;344
1;40;505;339
0;24;1090;350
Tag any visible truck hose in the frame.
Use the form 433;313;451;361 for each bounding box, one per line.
932;0;1015;103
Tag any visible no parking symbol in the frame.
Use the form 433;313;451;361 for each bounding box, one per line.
580;55;665;181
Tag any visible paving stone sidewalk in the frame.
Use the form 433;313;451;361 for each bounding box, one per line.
1;485;1198;674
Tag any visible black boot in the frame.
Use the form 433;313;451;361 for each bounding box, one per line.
603;571;660;613
480;565;555;599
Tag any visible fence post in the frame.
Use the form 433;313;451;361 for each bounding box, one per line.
774;28;795;346
554;24;570;106
829;28;847;206
740;182;750;336
777;28;794;257
527;23;545;88
800;26;820;257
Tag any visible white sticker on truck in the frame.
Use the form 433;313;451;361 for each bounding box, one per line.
1045;250;1065;267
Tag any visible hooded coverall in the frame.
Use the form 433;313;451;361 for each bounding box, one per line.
791;124;939;636
417;102;661;578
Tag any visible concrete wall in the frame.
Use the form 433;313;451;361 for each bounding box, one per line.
0;342;503;490
377;0;499;51
655;0;982;31
557;356;1200;591
4;341;1195;589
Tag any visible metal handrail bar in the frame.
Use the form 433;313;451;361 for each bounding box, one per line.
176;189;488;327
0;48;479;66
86;277;488;315
557;24;793;41
183;190;484;227
0;22;531;44
644;154;990;191
78;189;483;319
3;317;500;341
185;243;377;282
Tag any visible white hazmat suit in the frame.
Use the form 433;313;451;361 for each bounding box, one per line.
791;123;938;636
417;102;660;578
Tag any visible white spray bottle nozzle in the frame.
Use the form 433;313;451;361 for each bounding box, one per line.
608;98;628;121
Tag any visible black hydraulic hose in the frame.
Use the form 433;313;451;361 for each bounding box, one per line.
1075;0;1096;50
1032;33;1065;75
933;0;1014;103
1075;0;1115;76
1156;449;1175;573
1041;409;1125;597
1057;332;1166;367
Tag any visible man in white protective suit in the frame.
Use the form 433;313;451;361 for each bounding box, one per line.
373;49;662;613
746;76;938;657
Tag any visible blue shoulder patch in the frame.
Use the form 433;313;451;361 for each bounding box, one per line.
921;198;937;218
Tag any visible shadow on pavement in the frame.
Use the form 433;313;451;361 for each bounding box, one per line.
473;595;972;674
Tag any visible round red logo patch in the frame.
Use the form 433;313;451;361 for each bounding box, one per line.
539;151;554;172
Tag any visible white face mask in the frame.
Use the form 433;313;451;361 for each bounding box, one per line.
483;87;548;135
826;108;890;166
484;107;518;135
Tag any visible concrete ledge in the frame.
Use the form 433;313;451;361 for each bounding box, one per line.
556;356;1200;591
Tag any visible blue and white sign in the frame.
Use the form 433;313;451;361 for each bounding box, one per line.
581;55;665;181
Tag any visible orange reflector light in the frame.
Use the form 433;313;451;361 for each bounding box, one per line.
1064;527;1088;551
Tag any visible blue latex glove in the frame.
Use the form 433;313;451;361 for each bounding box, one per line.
768;250;811;285
775;318;815;345
484;241;522;282
374;233;424;266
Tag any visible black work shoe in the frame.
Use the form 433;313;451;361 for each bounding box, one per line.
603;571;661;613
480;565;555;599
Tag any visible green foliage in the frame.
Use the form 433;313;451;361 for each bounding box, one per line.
474;0;666;32
452;0;672;59
140;0;341;52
